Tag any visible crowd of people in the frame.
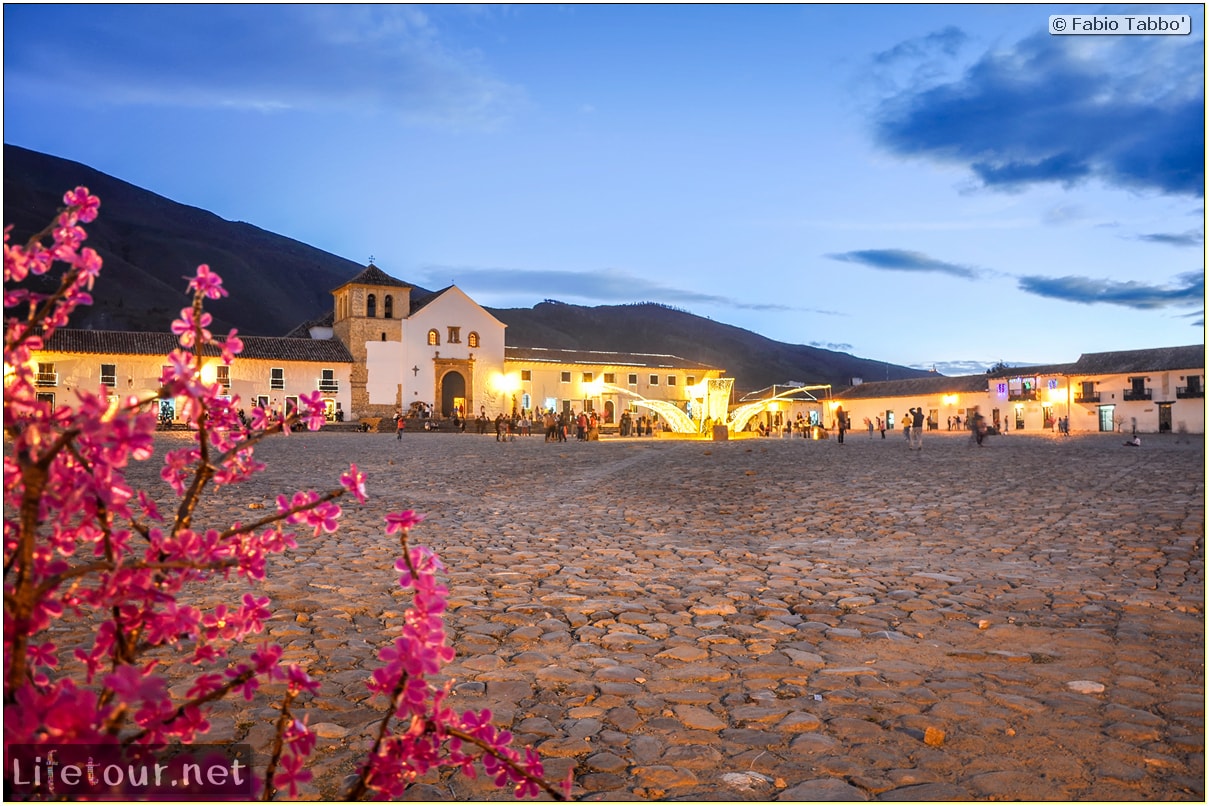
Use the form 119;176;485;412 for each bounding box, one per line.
388;406;671;443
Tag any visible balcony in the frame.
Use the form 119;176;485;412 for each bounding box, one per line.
35;372;58;387
1176;386;1204;399
317;378;340;394
1122;387;1152;401
1074;392;1100;404
1008;390;1038;401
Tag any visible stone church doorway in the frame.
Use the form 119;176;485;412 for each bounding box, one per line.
440;371;467;419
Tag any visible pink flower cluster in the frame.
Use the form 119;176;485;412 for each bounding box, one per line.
3;189;562;801
353;533;569;800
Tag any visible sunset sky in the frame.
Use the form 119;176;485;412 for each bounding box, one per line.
4;4;1204;373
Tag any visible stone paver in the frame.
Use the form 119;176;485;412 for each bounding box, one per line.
117;429;1202;800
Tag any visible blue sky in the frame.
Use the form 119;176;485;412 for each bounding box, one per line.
4;3;1204;374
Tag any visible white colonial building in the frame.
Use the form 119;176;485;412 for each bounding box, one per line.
829;344;1205;435
28;330;354;423
503;346;727;425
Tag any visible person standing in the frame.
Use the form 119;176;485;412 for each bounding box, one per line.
835;406;848;444
910;406;925;450
395;410;405;440
877;415;885;439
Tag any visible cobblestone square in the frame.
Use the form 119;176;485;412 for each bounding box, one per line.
140;429;1204;800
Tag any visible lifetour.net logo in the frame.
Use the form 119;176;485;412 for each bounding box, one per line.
6;744;255;800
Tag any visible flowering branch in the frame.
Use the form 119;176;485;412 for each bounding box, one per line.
4;188;562;802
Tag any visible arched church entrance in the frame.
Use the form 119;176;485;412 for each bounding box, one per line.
440;371;467;419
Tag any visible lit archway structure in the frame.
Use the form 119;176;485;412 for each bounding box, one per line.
730;384;832;432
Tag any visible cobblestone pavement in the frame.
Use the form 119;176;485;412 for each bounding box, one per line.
131;429;1203;800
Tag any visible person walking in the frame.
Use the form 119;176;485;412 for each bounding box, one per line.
968;406;986;447
394;410;404;440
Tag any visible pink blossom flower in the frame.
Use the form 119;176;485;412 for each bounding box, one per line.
62;186;100;222
220;328;243;364
385;510;425;535
340;464;368;503
299;390;326;431
273;746;313;798
186;263;228;300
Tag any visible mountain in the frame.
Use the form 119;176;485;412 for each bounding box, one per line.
4;144;931;391
3;144;365;337
488;301;928;391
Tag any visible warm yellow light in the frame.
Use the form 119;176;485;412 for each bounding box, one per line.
583;377;605;396
199;362;217;384
766;401;779;411
829;400;841;410
942;394;958;405
490;372;521;394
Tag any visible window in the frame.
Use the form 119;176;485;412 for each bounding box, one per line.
628;373;638;385
36;392;54;407
582;372;594;383
270;367;285;390
521;370;532;381
686;375;696;386
367;294;377;318
560;372;571;383
255;395;269;410
319;368;338;393
384;295;393;319
667;375;677;386
468;332;480;348
36;362;57;387
604;373;615;384
649;374;659;386
100;363;117;388
427;329;440;346
447;327;461;344
285;396;299;418
216;364;230;393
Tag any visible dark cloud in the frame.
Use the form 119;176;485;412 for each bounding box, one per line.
826;249;978;278
1136;230;1204;247
1017;270;1204;310
875;32;1204;197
